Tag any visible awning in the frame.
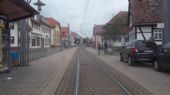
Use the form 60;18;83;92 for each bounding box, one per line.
0;0;39;22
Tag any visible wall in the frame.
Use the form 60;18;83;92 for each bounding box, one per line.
129;26;163;45
10;22;19;48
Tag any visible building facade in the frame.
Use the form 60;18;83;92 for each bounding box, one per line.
61;27;69;48
10;15;52;49
93;25;104;48
128;0;163;45
104;11;129;47
48;18;61;47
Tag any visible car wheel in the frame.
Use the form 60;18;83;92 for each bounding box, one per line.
128;56;134;66
153;60;161;71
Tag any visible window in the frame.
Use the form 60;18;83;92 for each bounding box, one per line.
32;34;36;46
9;23;14;29
10;36;15;44
37;37;41;46
154;29;162;40
125;37;129;42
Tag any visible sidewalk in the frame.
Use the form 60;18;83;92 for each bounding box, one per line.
87;47;170;95
0;48;78;95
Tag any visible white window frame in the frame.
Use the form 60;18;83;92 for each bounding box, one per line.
154;29;162;40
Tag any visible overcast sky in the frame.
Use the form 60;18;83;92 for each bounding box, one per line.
31;0;128;37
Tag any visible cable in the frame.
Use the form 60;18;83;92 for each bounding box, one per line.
79;0;90;37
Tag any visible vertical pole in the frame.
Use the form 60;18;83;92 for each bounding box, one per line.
163;0;170;45
0;24;3;66
68;23;70;48
19;19;29;66
3;21;11;67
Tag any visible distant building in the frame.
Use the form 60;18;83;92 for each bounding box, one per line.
105;11;129;47
61;27;69;48
70;32;81;47
128;0;163;45
48;18;61;47
93;25;104;48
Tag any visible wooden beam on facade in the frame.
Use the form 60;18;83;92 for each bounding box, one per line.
138;26;146;41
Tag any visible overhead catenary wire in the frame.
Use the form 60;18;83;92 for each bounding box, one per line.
79;0;90;37
80;0;89;36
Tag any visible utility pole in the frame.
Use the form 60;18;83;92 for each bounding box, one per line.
163;0;170;45
68;23;71;48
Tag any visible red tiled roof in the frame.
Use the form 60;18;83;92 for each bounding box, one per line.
61;27;69;37
107;11;128;25
104;11;128;33
93;25;104;36
128;0;163;25
48;18;60;28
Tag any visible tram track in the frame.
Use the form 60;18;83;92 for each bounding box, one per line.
54;47;153;95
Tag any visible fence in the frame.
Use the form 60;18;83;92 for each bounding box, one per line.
9;47;61;67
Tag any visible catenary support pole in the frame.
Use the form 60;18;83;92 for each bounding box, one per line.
163;0;170;45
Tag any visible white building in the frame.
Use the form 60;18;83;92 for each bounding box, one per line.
128;0;163;45
48;18;61;47
10;15;52;49
10;22;19;49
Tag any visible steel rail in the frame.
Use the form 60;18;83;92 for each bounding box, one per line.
75;52;80;95
96;61;133;95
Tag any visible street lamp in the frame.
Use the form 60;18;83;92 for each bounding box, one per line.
34;0;46;12
25;0;31;4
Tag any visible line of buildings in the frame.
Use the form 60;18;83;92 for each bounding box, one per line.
93;0;164;48
0;0;81;70
10;14;81;50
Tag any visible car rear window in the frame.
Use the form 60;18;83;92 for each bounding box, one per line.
135;41;157;50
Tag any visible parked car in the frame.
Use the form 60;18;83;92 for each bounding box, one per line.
153;42;170;71
120;40;158;66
